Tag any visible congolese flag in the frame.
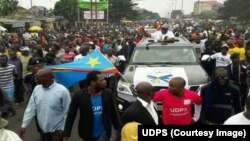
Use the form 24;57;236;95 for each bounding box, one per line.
47;50;118;87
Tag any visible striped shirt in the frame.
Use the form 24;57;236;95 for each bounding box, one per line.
0;64;16;89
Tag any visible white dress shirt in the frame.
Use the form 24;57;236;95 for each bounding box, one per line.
137;97;159;125
21;82;71;133
151;30;175;42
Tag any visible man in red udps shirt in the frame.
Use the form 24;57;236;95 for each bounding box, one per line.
153;77;202;125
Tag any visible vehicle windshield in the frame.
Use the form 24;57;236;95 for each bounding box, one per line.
146;28;157;34
131;46;198;64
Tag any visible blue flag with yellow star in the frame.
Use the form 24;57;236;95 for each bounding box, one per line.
46;50;118;87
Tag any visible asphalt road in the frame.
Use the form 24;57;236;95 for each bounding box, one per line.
6;91;117;141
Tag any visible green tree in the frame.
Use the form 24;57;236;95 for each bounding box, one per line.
109;0;138;22
219;0;250;21
53;0;138;23
54;0;78;25
138;9;160;20
197;11;217;19
0;0;18;16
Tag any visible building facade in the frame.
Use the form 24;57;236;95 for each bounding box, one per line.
193;0;222;15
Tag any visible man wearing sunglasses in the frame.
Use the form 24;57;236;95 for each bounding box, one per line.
199;67;243;124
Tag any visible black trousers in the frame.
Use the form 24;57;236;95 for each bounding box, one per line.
93;136;109;141
14;79;24;103
40;131;63;141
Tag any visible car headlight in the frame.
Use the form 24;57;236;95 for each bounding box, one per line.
117;80;133;96
189;83;207;92
118;104;123;110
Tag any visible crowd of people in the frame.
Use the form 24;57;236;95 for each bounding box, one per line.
0;20;250;141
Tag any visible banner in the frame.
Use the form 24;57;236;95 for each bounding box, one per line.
84;11;105;19
79;0;108;10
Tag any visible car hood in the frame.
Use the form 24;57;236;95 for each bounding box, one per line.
122;65;209;86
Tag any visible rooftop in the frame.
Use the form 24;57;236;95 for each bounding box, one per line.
194;0;222;5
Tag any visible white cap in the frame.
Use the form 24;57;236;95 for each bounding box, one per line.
161;23;169;29
221;44;229;49
20;46;30;52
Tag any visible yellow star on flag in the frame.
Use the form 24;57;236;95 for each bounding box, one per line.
86;57;101;68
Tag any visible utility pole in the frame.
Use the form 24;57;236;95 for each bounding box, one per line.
181;0;183;18
77;1;80;25
30;0;32;8
175;0;177;10
107;0;109;23
181;0;183;12
95;0;97;23
197;0;200;15
91;0;93;22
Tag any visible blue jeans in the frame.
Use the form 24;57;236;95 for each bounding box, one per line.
3;87;15;103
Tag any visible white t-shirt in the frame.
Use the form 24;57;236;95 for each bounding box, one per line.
0;129;22;141
210;53;232;67
151;30;175;42
75;45;81;54
117;45;122;51
193;40;206;52
74;54;86;61
224;112;250;125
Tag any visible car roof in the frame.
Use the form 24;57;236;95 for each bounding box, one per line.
136;36;192;48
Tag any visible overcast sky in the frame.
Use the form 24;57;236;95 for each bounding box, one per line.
18;0;226;17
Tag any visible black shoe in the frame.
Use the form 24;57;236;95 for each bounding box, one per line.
8;109;16;117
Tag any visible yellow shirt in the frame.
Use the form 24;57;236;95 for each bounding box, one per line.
16;51;22;58
20;55;32;77
4;51;21;57
228;47;240;55
238;47;245;61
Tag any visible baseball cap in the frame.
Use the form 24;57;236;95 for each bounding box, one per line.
20;46;30;52
226;39;234;44
221;44;229;49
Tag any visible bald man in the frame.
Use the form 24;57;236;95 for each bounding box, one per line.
153;77;202;125
20;68;71;141
121;82;159;126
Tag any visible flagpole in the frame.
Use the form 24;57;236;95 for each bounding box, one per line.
117;72;129;83
117;72;137;96
97;50;137;95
